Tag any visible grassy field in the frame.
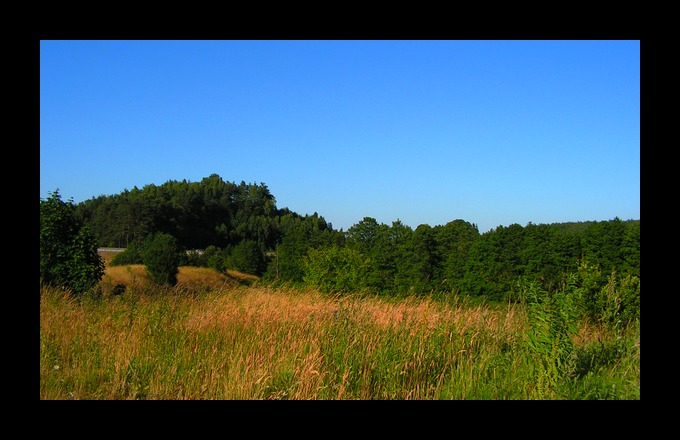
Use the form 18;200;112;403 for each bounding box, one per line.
97;249;260;293
40;262;640;400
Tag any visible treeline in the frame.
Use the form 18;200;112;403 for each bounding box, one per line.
75;173;334;250
75;174;640;301
297;216;639;301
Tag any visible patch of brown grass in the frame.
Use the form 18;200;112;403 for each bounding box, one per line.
177;266;240;291
184;286;333;332
97;251;119;266
225;269;260;285
181;287;523;341
102;264;148;286
99;265;241;293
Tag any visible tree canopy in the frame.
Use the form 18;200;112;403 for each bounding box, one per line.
72;174;639;302
40;190;105;295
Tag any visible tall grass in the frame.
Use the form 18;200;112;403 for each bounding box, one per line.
40;267;639;399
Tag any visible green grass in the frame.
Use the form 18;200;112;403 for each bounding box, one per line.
40;280;640;400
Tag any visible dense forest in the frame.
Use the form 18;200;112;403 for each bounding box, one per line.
74;173;640;302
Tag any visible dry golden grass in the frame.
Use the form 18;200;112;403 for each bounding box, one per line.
40;281;639;399
99;264;242;293
97;250;259;289
101;264;148;286
225;269;260;285
97;250;119;266
178;266;241;291
184;286;334;332
182;286;523;340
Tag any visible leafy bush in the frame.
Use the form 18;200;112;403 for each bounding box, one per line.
227;240;265;275
303;245;371;293
571;259;640;329
201;245;227;273
141;232;181;286
40;190;105;295
518;277;578;398
110;240;144;266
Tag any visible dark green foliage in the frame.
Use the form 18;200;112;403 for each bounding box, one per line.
71;173;639;303
40;190;105;295
580;217;630;278
436;220;479;293
141;232;181;286
227;240;265;275
516;258;640;398
202;245;228;273
75;186;153;248
410;224;441;293
345;217;383;252
461;225;517;301
269;236;306;282
570;338;629;380
76;174;282;252
570;259;640;328
303;245;371;294
77;175;342;279
521;223;578;292
615;273;640;325
267;224;307;282
109;240;144;266
621;220;640;277
263;213;342;282
385;220;416;293
461;219;639;303
519;277;578;398
346;218;412;293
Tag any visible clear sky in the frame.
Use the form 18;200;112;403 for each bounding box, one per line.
40;40;640;233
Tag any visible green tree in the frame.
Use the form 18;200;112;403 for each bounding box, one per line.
347;217;387;291
303;245;371;294
581;218;627;277
202;245;227;273
462;224;525;301
621;220;640;277
40;190;105;295
264;213;341;283
141;232;181;286
228;240;265;275
345;217;415;294
435;219;479;293
404;224;440;294
388;220;415;294
346;217;382;251
270;217;311;282
518;223;583;293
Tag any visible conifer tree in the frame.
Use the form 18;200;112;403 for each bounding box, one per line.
40;190;105;294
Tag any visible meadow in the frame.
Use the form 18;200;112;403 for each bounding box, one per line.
39;260;639;400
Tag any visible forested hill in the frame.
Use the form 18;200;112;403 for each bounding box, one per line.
74;174;639;300
75;173;334;250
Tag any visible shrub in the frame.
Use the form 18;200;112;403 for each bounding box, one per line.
40;190;105;295
303;245;371;294
141;232;181;286
110;240;144;266
227;240;265;275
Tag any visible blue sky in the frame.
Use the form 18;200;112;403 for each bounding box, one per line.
40;40;640;233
